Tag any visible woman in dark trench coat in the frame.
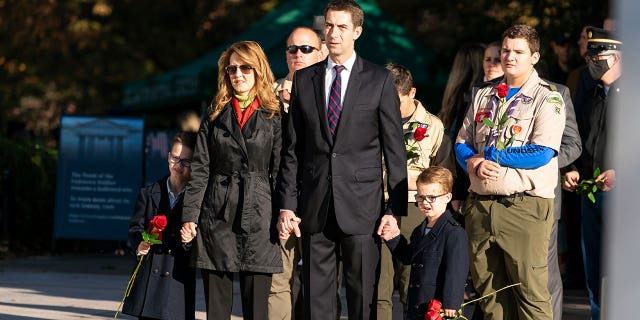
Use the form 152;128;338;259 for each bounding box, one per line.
180;41;282;320
122;132;198;320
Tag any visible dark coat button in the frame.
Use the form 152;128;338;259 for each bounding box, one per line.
164;272;170;276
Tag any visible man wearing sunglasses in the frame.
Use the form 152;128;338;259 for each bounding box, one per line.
274;27;324;113
270;26;324;320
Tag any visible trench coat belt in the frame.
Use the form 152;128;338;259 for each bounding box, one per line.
214;170;269;227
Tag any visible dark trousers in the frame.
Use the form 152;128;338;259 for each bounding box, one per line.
302;207;380;320
549;182;564;320
581;192;604;320
202;269;271;320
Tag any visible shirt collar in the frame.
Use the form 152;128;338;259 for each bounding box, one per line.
166;178;185;208
327;51;357;73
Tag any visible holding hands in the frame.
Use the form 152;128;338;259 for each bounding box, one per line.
277;210;302;239
180;222;198;243
377;215;401;241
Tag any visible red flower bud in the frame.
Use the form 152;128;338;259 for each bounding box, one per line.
427;299;442;312
604;177;611;186
414;127;427;141
425;310;442;320
496;83;509;98
150;215;168;232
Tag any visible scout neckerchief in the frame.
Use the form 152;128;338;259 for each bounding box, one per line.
487;91;523;147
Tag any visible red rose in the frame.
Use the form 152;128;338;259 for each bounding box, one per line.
475;111;490;123
425;310;442;320
414;127;427;141
496;83;509;98
150;215;168;232
427;299;442;312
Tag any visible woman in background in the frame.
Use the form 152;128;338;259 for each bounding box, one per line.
482;41;504;82
439;43;486;141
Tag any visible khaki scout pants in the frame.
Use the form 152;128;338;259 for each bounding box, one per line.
463;193;553;320
268;236;301;320
376;204;424;320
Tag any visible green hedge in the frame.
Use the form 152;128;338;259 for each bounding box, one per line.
0;136;58;253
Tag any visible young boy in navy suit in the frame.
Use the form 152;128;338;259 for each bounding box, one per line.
381;166;469;320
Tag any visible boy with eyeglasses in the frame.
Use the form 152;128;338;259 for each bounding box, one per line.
123;131;197;320
380;166;468;320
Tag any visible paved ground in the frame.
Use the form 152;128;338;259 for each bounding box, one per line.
0;254;590;319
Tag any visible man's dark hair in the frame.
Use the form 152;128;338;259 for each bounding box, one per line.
173;131;197;150
385;63;413;96
502;24;540;54
324;0;364;27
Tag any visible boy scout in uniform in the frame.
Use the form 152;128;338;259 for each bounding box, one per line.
455;25;565;320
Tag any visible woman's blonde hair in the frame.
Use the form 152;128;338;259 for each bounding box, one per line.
210;41;280;120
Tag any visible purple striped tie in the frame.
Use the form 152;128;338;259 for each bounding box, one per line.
327;65;346;139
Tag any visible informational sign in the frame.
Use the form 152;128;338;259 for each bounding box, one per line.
53;115;144;240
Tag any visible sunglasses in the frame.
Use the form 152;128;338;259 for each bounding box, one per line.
286;45;318;54
225;64;254;75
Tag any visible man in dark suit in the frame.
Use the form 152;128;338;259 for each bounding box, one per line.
276;1;408;319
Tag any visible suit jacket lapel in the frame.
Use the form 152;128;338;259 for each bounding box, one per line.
333;55;362;146
218;106;249;159
312;61;332;145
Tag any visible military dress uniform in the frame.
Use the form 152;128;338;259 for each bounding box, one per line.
377;100;456;320
456;69;565;320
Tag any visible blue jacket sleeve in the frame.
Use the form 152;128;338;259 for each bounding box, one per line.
484;144;555;169
454;142;476;173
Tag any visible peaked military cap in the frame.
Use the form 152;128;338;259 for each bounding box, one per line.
587;27;622;55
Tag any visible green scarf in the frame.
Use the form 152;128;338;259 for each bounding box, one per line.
234;94;256;110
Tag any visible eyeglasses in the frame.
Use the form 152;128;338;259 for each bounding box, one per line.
225;64;254;75
286;45;318;54
414;193;449;204
168;152;192;168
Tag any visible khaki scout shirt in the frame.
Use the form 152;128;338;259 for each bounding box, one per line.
384;100;445;202
405;100;445;202
273;78;292;113
456;70;565;198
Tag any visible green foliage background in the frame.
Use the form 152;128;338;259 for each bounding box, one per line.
0;137;58;252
